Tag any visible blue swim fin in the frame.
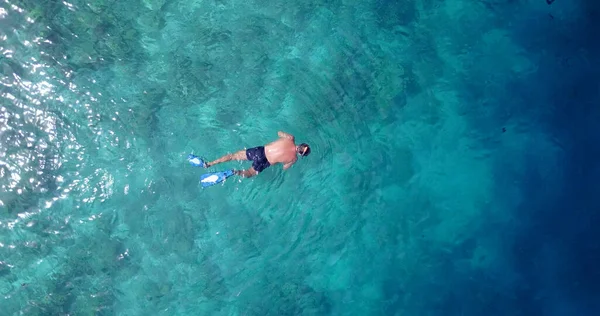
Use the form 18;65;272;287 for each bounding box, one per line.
187;154;207;168
200;170;235;187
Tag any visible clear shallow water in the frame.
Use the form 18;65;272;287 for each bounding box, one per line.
1;0;600;315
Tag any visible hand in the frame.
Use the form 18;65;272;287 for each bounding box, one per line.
278;131;294;140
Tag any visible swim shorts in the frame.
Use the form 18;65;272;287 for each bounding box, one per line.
246;146;271;172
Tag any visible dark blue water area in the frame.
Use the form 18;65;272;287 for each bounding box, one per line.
378;0;600;315
461;1;600;315
507;1;600;315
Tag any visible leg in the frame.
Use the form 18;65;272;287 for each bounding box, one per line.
206;150;247;167
235;167;258;178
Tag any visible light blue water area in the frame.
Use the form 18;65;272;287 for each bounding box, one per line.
1;0;600;315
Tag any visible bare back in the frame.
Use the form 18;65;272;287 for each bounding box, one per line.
264;137;297;165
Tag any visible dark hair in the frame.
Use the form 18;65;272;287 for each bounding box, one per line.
299;143;311;157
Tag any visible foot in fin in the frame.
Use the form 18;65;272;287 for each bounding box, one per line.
200;170;234;187
188;154;207;168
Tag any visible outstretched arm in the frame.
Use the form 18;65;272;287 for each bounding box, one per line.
278;131;294;140
283;157;298;170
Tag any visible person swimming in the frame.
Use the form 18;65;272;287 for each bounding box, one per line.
201;131;311;178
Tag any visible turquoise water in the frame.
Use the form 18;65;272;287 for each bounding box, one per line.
2;0;600;315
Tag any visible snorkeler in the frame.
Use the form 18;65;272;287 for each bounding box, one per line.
188;131;311;179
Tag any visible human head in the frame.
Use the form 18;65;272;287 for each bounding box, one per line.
297;143;311;157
